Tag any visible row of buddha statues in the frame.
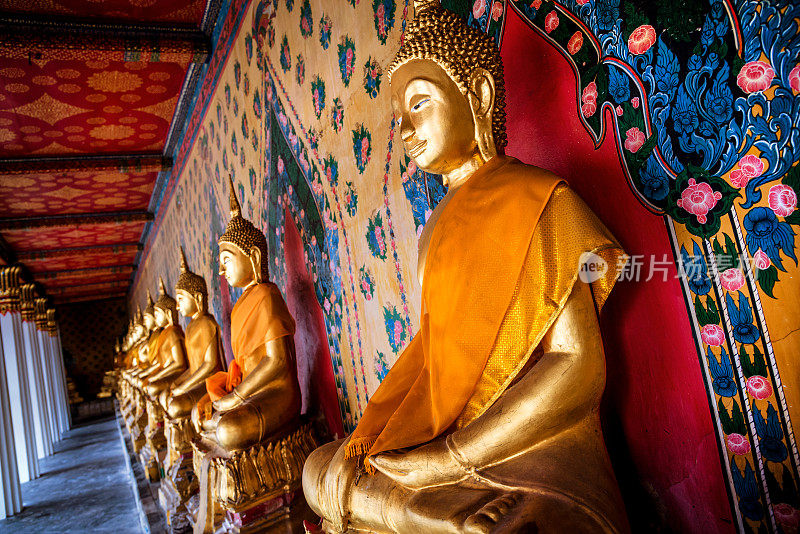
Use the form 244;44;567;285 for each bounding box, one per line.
113;1;630;531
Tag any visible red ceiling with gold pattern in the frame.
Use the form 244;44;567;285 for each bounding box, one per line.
3;220;146;252
0;58;186;157
0;0;207;24
22;248;139;273
0;169;157;216
0;2;208;305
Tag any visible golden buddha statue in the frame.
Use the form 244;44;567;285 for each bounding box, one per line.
143;277;187;398
158;247;225;532
189;177;316;533
302;2;629;532
129;295;163;453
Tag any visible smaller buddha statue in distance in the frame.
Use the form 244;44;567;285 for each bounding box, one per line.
191;176;300;452
302;1;629;532
144;277;188;399
132;292;164;386
162;247;225;420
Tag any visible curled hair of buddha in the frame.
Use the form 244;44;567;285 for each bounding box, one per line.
218;175;270;282
176;246;207;296
155;276;177;312
143;290;156;318
388;0;507;150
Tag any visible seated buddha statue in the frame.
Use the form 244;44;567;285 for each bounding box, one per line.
143;277;188;399
130;292;163;386
190;176;301;452
302;2;629;532
162;247;224;421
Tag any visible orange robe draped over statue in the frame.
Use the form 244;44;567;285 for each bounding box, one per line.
346;155;625;468
203;282;295;403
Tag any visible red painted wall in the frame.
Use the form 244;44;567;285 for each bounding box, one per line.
501;9;734;532
283;207;345;439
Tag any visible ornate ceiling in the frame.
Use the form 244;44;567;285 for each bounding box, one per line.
0;1;214;306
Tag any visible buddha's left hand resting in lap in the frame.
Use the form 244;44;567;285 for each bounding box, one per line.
303;1;630;532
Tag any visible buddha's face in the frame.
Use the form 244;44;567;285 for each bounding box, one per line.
391;60;478;175
176;289;199;317
219;243;254;288
143;313;155;331
154;307;168;327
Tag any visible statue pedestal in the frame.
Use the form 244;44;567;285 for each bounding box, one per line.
189;421;317;534
130;392;148;453
140;398;167;481
158;415;198;533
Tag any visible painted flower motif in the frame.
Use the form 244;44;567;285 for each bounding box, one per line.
720;268;745;292
631;96;640;108
575;0;590;4
544;10;559;33
773;504;800;533
725;433;751;456
331;97;344;133
373;0;395;45
295;55;305;85
700;324;725;346
352;124;372;173
472;0;486;19
615;105;623;116
299;0;313;37
277;156;285;175
363;57;382;99
746;375;773;400
366;212;388;259
567;31;584;55
768;184;797;217
383;306;407;353
358;266;374;300
623;127;645;153
345;181;358;216
311;77;325;119
319;14;332;50
753;249;771;270
627;24;656;55
529;0;541;8
581;81;597;118
338;36;356;86
491;1;503;21
729;154;764;188
279;36;291;73
676;179;722;224
789;65;800;93
736;61;775;93
743;207;797;271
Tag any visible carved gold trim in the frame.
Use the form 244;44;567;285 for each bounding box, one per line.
0;266;22;314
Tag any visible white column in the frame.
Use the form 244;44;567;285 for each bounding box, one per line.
45;334;64;436
53;327;71;431
1;312;38;482
0;319;22;518
22;319;53;458
35;327;58;444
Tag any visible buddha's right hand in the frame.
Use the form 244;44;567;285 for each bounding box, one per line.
311;437;358;531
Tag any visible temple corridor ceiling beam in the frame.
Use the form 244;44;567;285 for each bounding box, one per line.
35;264;135;279
0;155;171;176
16;243;143;261
0;211;153;230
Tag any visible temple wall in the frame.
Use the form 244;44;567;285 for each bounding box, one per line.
129;0;800;531
59;297;127;400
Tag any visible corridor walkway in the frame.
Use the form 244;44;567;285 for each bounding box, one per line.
0;416;142;534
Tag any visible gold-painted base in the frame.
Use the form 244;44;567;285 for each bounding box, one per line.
190;421;317;534
160;415;199;534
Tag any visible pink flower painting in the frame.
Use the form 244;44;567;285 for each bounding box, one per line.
753;249;771;270
544;10;559;33
627;25;656;55
676;179;722;224
491;1;503;21
624;127;645;153
726;433;751;456
773;504;800;533
736;61;775;93
729;154;765;188
768;184;797;217
700;324;725;346
746;375;773;400
472;0;486;19
720;268;746;292
567;31;584;55
789;65;800;93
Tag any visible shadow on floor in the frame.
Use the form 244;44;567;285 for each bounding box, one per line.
0;416;142;534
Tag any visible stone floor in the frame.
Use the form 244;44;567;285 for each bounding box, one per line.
0;416;143;534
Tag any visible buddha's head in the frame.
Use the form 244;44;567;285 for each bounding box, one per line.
133;307;145;342
154;276;178;327
388;0;506;178
218;175;269;288
176;246;207;318
143;291;156;332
